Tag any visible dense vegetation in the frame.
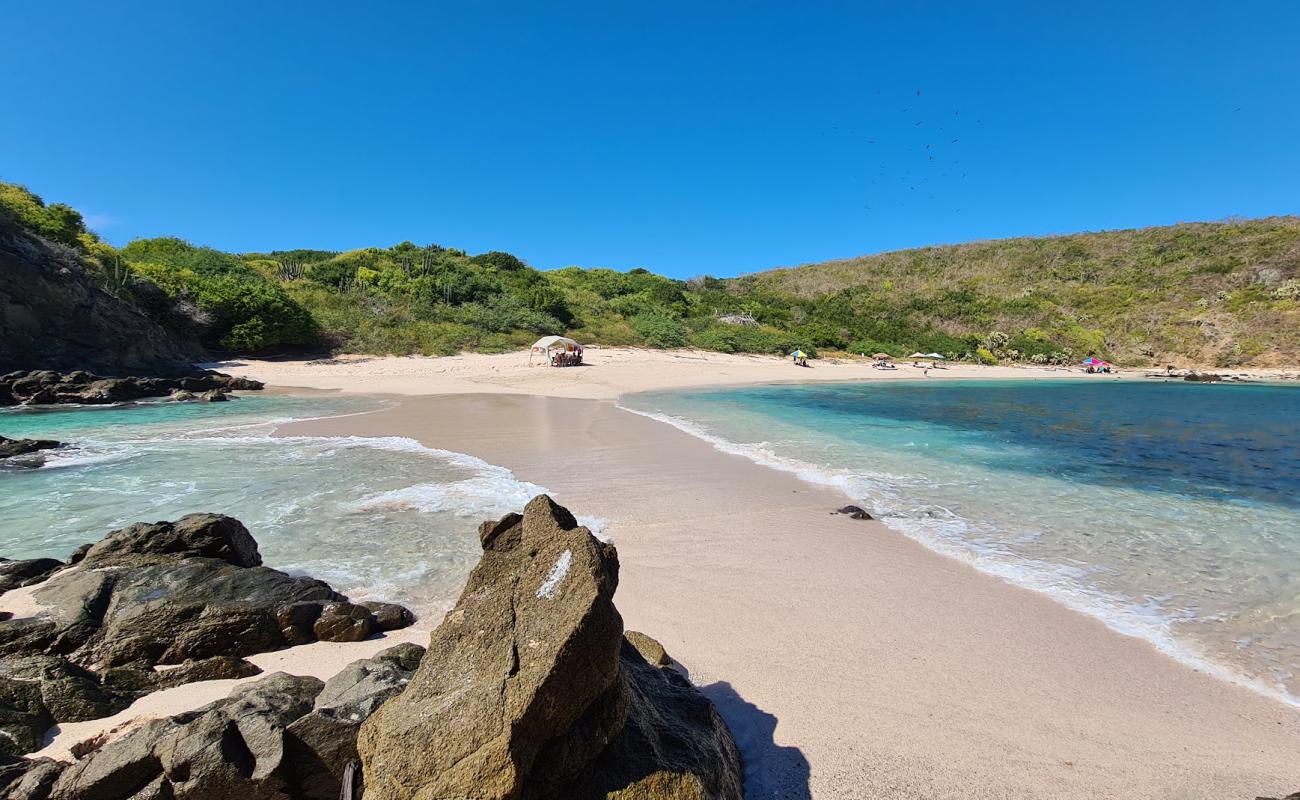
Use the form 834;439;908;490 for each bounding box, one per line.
3;180;1296;365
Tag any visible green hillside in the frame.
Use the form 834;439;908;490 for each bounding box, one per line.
732;219;1300;367
3;179;1297;367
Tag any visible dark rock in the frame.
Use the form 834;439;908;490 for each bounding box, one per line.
0;439;60;461
199;388;229;402
285;644;424;800
1255;794;1300;800
357;495;743;800
80;514;262;569
835;505;874;520
151;656;263;690
65;546;90;567
358;602;415;632
0;756;65;799
0;208;200;377
224;377;264;391
0;370;263;408
275;602;324;647
0;676;53;756
51;672;323;800
1184;372;1222;382
16;516;343;669
0;561;64;595
312;604;375;643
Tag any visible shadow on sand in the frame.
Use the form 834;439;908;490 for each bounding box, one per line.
699;680;812;800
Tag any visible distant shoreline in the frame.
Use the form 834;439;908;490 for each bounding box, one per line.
204;347;1300;402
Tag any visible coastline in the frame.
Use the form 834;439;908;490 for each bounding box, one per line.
204;348;1299;402
281;392;1300;799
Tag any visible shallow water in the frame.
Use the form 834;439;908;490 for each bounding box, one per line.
622;380;1300;706
0;395;573;615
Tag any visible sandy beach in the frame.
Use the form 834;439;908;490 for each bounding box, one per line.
274;392;1300;799
206;348;1297;402
15;350;1297;797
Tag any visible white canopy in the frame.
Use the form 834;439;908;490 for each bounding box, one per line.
530;336;580;353
924;352;946;359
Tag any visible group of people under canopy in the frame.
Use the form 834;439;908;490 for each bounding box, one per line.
530;336;584;367
906;352;947;368
1081;357;1114;373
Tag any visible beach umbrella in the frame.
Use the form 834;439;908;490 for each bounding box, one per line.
907;352;929;360
924;353;946;360
790;350;806;359
872;353;891;360
1081;357;1102;365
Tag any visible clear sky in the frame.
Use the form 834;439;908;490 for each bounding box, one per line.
4;1;1297;278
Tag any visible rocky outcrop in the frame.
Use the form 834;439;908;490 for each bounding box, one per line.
0;211;199;376
10;644;424;800
0;370;263;408
0;561;64;596
0;440;60;462
834;505;873;520
357;495;743;800
0;514;415;758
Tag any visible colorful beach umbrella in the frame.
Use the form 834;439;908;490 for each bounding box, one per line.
790;350;806;358
1081;357;1103;365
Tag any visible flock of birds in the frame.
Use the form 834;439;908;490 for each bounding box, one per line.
820;88;979;217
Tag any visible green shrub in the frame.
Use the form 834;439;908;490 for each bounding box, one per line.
975;347;999;365
630;314;687;348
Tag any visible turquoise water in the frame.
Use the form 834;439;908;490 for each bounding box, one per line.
0;395;573;615
622;380;1300;706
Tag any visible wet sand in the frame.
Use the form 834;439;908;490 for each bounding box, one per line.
282;394;1300;800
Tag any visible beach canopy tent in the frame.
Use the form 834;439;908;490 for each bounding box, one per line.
907;352;930;360
924;353;946;360
531;335;580;353
872;353;892;361
530;336;582;364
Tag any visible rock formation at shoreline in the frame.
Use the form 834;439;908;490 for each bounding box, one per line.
0;500;740;800
0;210;200;376
0;514;415;759
358;495;744;800
0;439;60;461
0;644;425;800
0;370;263;408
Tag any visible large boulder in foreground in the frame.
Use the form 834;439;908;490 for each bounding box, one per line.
357;495;743;800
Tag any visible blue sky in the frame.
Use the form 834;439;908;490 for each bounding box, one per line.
3;1;1297;278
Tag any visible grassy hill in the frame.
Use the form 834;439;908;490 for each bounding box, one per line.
731;219;1300;367
3;179;1296;367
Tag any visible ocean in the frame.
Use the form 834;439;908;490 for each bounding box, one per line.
0;394;584;615
620;379;1300;707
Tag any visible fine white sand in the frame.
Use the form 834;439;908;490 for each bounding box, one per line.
282;394;1300;800
205;348;1150;401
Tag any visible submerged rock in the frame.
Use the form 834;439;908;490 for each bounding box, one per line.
0;438;61;461
357;495;743;800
